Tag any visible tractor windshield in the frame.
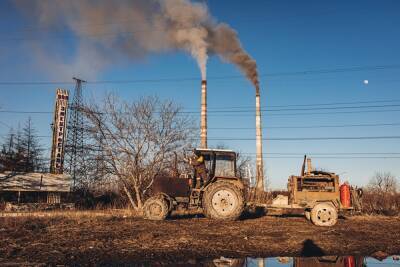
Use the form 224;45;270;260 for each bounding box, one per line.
215;154;235;177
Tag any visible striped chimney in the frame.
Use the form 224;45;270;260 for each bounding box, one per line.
255;86;264;191
200;80;207;148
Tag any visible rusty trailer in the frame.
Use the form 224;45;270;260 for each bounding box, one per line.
263;156;362;226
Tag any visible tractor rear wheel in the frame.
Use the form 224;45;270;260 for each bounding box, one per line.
143;196;169;221
202;181;244;220
310;202;338;227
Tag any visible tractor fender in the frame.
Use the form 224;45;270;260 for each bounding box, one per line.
205;177;244;190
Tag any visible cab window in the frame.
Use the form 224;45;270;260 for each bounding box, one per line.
215;154;235;177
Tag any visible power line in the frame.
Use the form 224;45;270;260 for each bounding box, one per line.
5;152;400;160
187;104;400;113
208;136;400;141
259;156;400;159
2;99;400;114
1;121;400;132
2;121;400;138
190;99;400;110
0;110;52;114
207;109;400;117
242;152;400;155
0;121;12;129
1;109;399;117
1;133;400;141
1;103;400;115
25;156;400;160
8;121;400;131
0;64;399;85
210;122;400;129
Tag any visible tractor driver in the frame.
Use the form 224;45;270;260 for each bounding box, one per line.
190;151;208;189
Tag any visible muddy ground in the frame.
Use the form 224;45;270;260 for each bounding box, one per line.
0;211;399;265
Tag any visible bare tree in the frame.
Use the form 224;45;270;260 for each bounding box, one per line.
236;153;252;180
363;172;400;215
368;172;398;194
83;94;194;211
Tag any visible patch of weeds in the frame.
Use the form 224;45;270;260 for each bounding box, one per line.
22;220;47;233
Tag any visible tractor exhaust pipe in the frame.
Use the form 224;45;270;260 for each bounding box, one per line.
200;80;207;149
301;155;307;176
255;86;264;192
307;158;313;174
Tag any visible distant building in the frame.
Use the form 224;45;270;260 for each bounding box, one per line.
0;172;74;211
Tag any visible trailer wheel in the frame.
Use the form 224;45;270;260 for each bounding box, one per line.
202;181;244;221
310;202;338;227
143;196;169;221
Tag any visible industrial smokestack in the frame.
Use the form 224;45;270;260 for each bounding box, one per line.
255;86;264;192
200;80;207;149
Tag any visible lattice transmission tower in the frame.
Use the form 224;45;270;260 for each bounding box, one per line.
65;77;88;187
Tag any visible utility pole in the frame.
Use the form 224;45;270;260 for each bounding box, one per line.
255;86;265;193
65;77;87;187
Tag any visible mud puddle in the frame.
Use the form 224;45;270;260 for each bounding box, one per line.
139;255;400;266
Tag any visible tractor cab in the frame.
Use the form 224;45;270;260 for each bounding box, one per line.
144;148;245;221
193;148;237;180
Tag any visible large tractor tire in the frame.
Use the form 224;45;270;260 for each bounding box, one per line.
202;180;244;221
143;196;169;221
310;202;338;227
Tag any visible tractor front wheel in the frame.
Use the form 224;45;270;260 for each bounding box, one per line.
143;196;169;221
202;181;244;221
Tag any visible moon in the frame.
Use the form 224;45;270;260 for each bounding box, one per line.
363;80;369;85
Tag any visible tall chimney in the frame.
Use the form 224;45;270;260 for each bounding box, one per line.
200;80;207;148
255;86;264;192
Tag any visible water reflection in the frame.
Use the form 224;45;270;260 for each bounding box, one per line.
207;256;400;267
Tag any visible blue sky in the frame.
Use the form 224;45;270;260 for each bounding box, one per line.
0;0;399;189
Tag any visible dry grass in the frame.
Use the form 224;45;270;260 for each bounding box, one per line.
361;191;400;216
0;209;139;219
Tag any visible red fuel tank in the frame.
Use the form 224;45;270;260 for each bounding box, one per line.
340;182;351;208
344;256;355;267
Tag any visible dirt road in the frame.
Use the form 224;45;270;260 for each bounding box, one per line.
0;212;399;265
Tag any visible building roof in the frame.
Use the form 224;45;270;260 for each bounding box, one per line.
0;172;72;192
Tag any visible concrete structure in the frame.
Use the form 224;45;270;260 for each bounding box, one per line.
50;89;69;174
